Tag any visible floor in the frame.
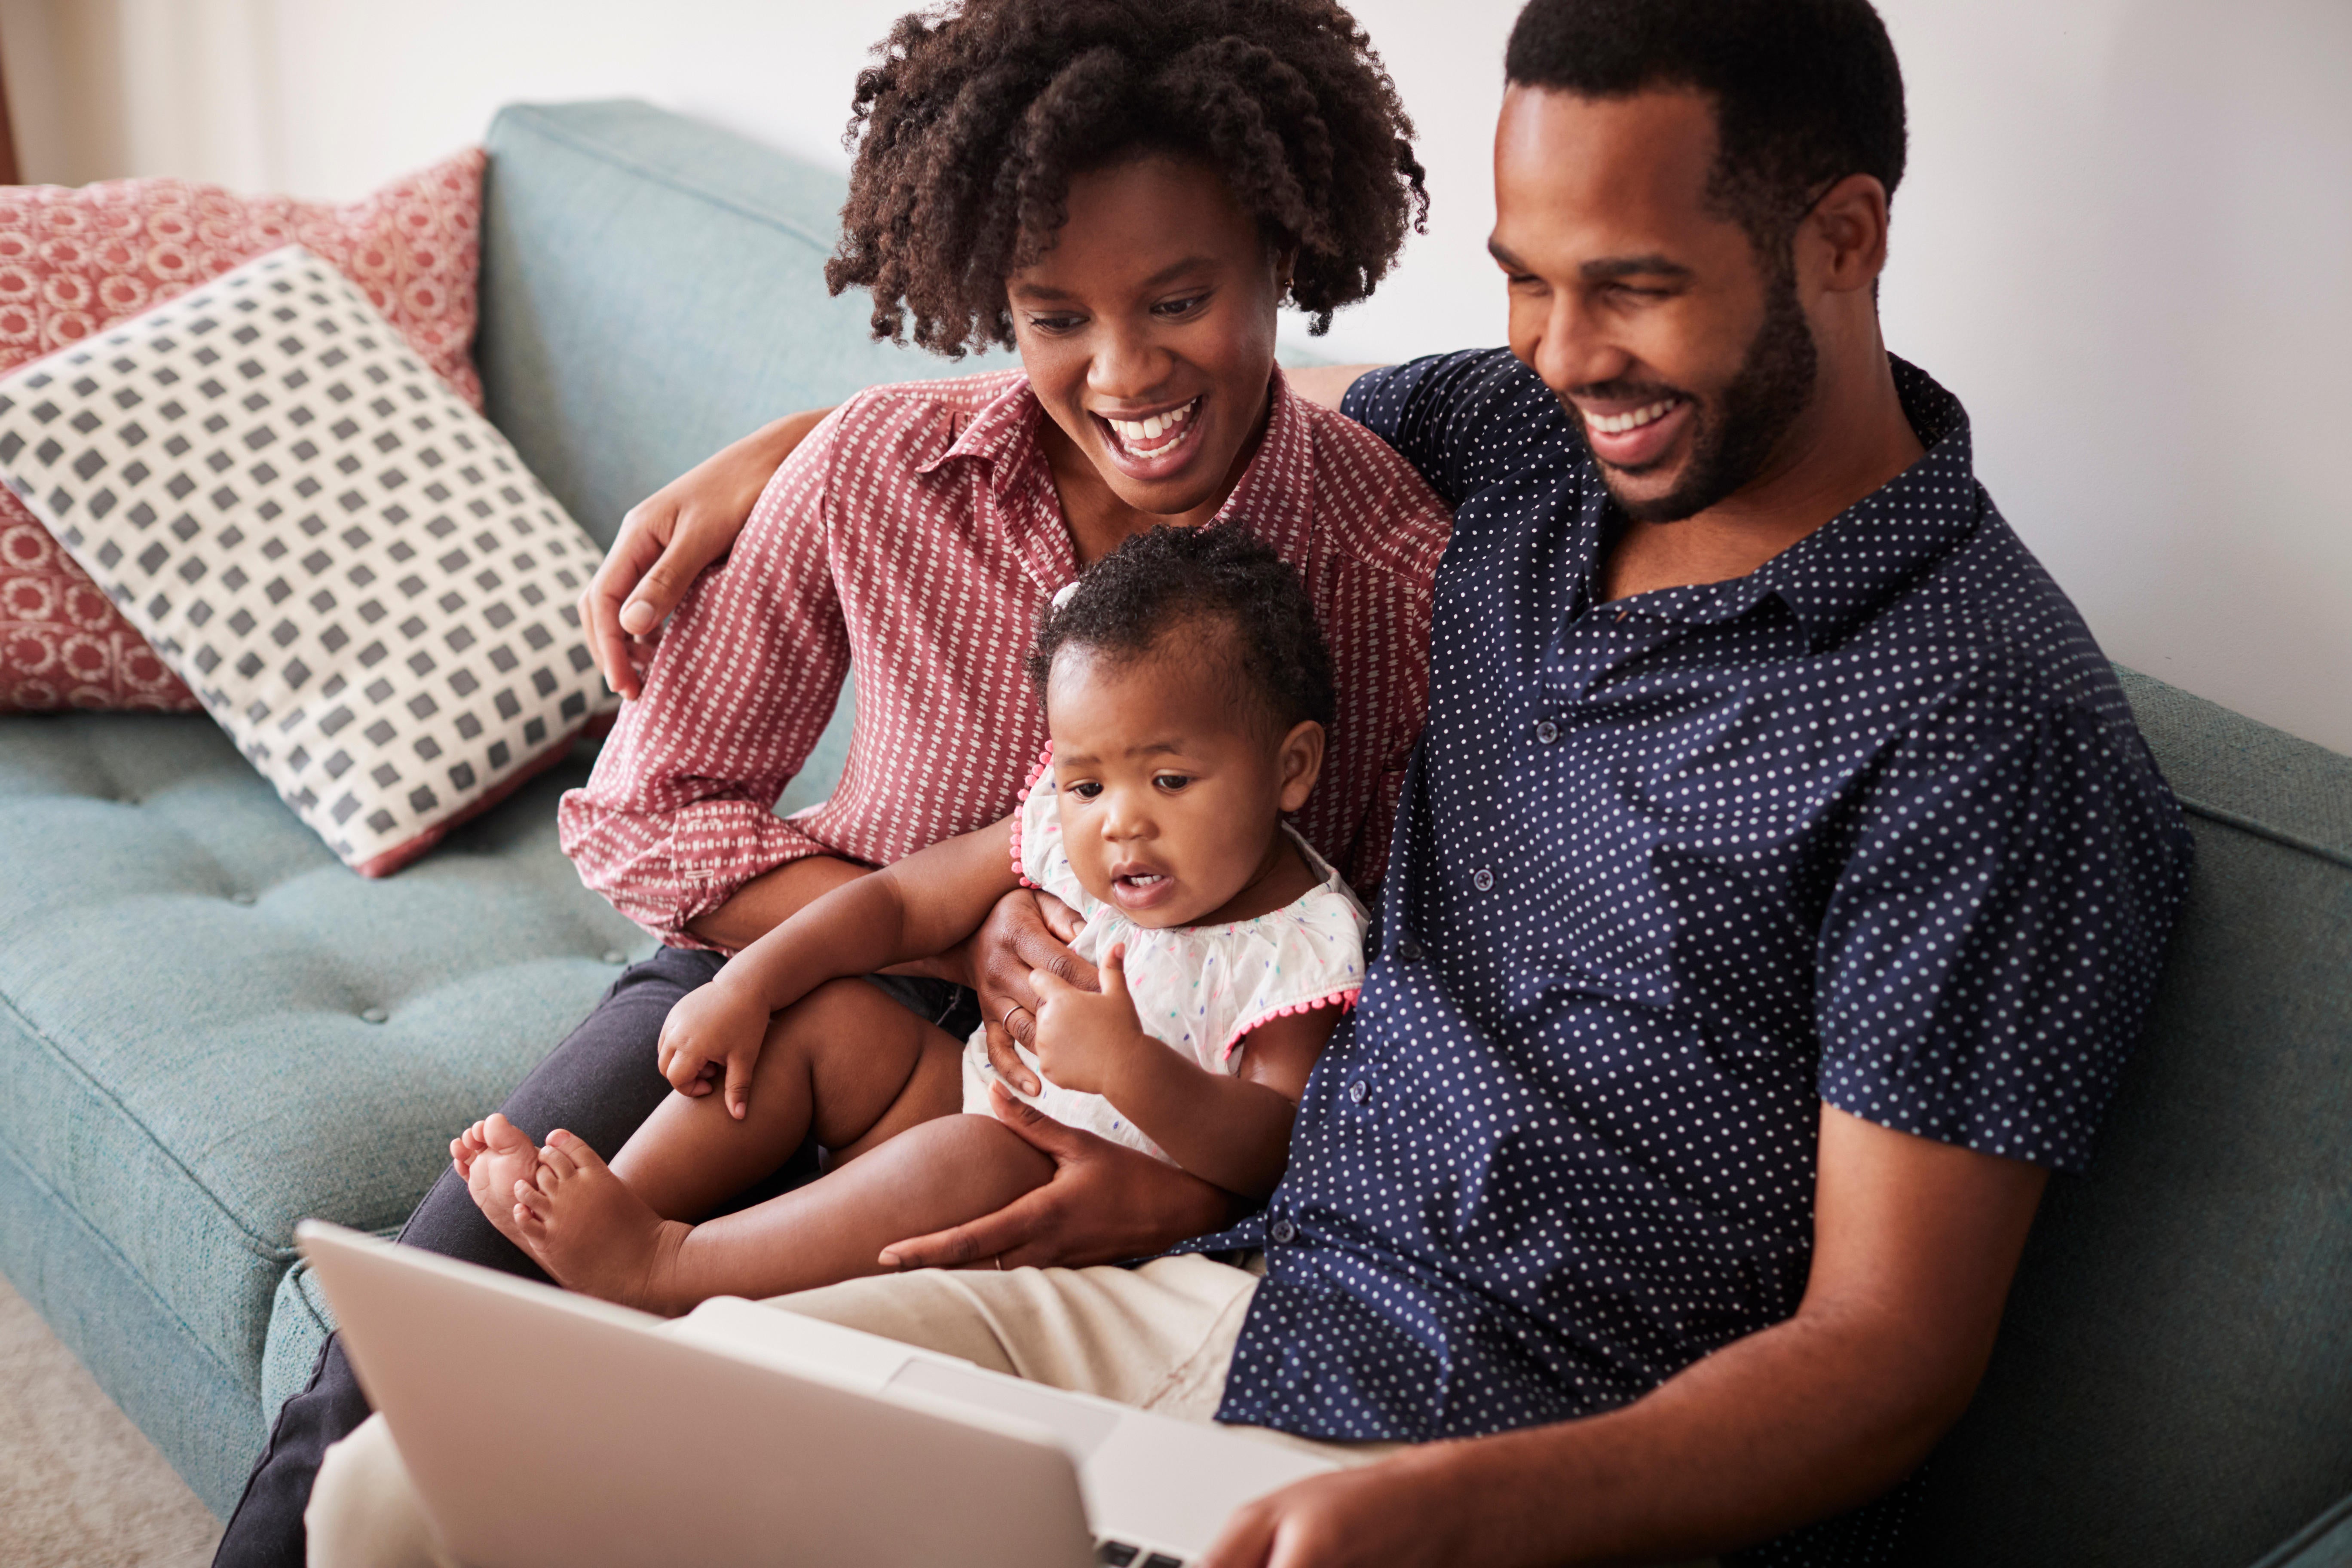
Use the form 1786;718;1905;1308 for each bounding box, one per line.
0;1271;225;1568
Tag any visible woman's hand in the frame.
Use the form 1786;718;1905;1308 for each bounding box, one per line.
962;888;1095;1096
877;1085;1235;1270
580;408;830;699
653;980;773;1119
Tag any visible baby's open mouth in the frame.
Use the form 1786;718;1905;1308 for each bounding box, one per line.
1116;872;1168;889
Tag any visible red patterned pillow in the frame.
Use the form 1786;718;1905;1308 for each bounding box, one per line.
0;149;486;711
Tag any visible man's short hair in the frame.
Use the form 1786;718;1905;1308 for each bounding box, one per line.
1504;0;1906;259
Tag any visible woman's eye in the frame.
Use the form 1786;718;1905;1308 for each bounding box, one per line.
1154;773;1191;791
1151;294;1208;318
1027;313;1085;333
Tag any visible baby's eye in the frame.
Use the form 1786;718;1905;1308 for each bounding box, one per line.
1153;773;1192;791
1068;781;1103;800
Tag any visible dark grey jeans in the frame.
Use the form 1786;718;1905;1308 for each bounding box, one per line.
210;946;978;1568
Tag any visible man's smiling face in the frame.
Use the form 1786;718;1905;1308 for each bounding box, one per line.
1491;84;1820;523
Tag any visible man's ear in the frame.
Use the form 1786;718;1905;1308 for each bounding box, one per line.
1803;172;1892;295
1276;720;1326;812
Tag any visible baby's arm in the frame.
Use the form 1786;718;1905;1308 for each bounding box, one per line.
1024;945;1338;1197
658;818;1020;1115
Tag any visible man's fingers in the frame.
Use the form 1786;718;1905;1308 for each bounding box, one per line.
1196;1498;1281;1568
877;1188;1050;1271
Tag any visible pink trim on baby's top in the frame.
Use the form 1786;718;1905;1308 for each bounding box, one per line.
1009;741;1054;888
1219;985;1361;1062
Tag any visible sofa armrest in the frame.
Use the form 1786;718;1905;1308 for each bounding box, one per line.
2252;1491;2352;1568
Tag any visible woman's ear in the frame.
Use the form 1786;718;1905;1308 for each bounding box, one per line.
1275;720;1325;812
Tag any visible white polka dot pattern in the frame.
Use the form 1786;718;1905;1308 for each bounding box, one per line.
1193;350;2191;1562
559;369;1452;945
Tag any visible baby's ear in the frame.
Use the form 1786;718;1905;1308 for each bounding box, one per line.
1276;720;1326;812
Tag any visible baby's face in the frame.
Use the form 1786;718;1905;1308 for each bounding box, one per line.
1045;645;1308;930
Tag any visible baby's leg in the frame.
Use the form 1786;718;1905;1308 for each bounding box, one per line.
616;975;959;1221
514;1112;1054;1314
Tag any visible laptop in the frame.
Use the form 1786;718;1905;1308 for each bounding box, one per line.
296;1220;1337;1568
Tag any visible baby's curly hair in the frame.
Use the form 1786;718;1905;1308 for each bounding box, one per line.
824;0;1428;355
1026;526;1335;743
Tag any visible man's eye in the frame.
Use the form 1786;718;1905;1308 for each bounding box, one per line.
1154;773;1191;790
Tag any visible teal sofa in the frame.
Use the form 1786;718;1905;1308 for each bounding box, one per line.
0;101;2344;1565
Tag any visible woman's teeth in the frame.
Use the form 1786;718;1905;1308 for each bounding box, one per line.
1587;398;1680;435
1105;400;1197;453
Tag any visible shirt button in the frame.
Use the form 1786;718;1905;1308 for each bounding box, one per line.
1535;719;1558;744
1347;1079;1369;1105
1396;939;1423;963
1472;868;1495;892
1271;1218;1297;1245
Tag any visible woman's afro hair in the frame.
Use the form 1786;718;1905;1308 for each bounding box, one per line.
825;0;1428;355
1026;525;1336;741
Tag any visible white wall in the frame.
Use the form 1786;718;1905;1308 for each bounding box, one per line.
3;0;2345;752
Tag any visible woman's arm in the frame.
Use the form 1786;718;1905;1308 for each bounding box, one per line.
655;819;1021;1114
725;819;1022;1013
1026;948;1336;1197
581;407;835;698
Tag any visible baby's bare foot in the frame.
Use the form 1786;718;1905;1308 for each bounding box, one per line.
513;1130;692;1315
458;1114;547;1260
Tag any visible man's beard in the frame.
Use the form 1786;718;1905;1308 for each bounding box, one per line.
1576;263;1819;524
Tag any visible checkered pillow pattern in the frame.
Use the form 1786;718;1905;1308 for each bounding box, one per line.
0;246;611;875
0;148;485;711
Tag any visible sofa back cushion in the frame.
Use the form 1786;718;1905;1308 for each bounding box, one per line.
1911;670;2352;1566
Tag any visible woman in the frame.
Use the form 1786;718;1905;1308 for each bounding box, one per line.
218;3;1446;1561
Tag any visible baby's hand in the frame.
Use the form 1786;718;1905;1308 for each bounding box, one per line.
655;980;772;1119
1027;943;1149;1099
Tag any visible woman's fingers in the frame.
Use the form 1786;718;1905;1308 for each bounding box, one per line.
1036;892;1084;945
983;1020;1038;1096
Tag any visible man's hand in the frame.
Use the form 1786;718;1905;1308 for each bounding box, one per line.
876;1085;1233;1270
580;408;828;699
653;980;772;1118
959;888;1095;1096
1200;1455;1471;1568
1026;943;1148;1097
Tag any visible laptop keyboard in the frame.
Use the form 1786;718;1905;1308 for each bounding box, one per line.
1096;1539;1185;1567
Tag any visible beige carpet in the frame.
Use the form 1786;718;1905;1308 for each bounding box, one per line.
0;1272;224;1567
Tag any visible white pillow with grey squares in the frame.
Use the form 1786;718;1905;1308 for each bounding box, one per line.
0;245;613;874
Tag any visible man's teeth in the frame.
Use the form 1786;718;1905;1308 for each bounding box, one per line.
1587;398;1679;436
1106;400;1197;450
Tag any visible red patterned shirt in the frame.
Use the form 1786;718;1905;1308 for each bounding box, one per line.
559;368;1452;947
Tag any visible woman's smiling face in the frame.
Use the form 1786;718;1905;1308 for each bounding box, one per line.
1007;153;1287;527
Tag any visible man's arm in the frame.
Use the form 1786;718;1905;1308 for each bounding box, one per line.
1283;364;1384;413
1202;1106;2049;1568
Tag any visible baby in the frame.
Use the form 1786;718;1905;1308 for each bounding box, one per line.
452;524;1366;1313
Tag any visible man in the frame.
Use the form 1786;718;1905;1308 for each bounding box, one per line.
304;0;2190;1562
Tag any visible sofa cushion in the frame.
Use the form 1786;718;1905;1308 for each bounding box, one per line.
0;711;646;1408
1910;670;2352;1566
0;247;612;874
0;149;487;713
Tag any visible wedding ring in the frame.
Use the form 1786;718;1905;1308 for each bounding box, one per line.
1001;1001;1028;1029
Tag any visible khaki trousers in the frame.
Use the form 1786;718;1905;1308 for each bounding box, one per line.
305;1255;1394;1568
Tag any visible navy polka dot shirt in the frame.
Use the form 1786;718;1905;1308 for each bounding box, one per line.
1191;349;2192;1559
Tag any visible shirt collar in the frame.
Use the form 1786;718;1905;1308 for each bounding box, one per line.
1612;356;1984;651
915;366;1317;566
